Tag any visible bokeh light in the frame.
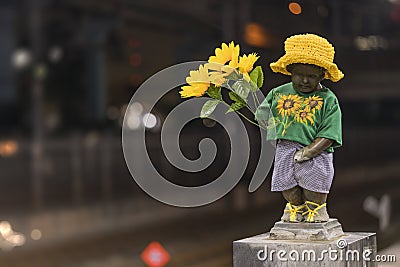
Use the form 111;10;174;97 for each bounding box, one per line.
288;2;302;15
31;229;42;241
244;23;269;47
142;113;157;129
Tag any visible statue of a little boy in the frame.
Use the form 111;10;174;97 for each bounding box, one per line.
255;33;344;223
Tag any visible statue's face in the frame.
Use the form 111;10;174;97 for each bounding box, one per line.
287;64;325;93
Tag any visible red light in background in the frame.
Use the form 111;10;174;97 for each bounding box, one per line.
391;5;400;22
141;241;170;267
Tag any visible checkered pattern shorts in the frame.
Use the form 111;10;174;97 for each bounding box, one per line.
271;140;334;193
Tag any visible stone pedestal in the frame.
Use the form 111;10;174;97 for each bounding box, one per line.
270;219;344;241
233;230;377;267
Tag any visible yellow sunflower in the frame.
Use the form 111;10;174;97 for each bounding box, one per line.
295;106;315;125
209;71;226;87
276;94;302;117
208;41;239;68
304;95;324;113
204;63;236;76
180;65;210;98
238;53;259;79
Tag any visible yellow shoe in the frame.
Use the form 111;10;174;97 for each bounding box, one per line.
281;203;305;222
302;201;329;222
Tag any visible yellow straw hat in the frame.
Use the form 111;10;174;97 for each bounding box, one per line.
270;33;344;82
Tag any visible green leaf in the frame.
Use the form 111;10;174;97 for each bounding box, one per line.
249;66;264;89
226;102;245;113
249;80;258;92
224;69;241;81
226;91;247;113
232;80;250;100
228;91;246;105
200;99;220;118
206;84;222;101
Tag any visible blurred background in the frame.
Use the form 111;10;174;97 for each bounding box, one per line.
0;0;399;266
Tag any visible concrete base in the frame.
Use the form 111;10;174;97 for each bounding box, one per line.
233;232;377;267
269;219;344;241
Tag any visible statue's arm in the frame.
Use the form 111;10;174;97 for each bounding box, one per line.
294;137;334;162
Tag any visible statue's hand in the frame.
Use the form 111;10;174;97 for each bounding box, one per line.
294;148;311;162
294;138;334;163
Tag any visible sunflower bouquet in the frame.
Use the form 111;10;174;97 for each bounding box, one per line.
179;42;266;129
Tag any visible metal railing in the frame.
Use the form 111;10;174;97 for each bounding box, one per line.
0;127;398;213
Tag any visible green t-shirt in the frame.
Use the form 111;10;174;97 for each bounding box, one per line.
255;82;342;152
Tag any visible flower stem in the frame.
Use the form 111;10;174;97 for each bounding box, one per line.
286;118;295;128
221;101;267;130
245;104;255;115
281;115;289;136
237;110;267;129
281;116;296;136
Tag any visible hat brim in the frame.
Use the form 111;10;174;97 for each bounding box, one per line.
270;54;344;82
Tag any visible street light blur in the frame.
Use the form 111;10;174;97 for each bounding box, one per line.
0;221;26;251
0;140;18;157
12;49;32;70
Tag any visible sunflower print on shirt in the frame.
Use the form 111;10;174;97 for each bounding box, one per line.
272;93;324;135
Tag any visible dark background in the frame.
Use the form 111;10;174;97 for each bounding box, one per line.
0;0;399;266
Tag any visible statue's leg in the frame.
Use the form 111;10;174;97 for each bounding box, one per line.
303;189;329;222
303;189;327;204
282;186;303;205
281;186;305;222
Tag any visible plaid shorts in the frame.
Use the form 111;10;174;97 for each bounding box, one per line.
271;140;334;193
